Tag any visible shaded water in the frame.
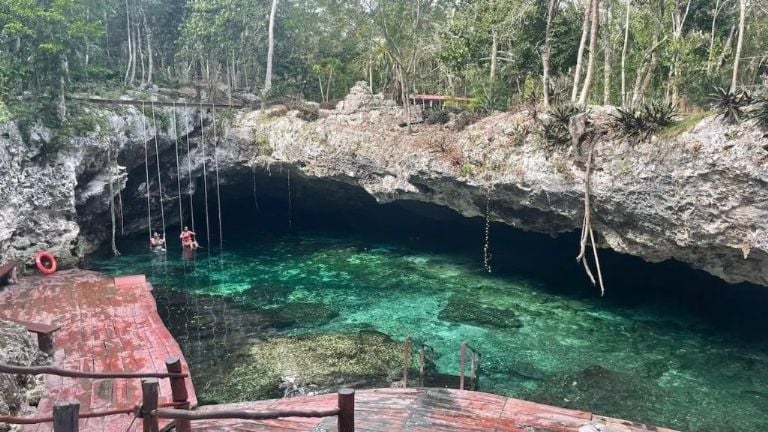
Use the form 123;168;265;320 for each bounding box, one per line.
87;198;768;432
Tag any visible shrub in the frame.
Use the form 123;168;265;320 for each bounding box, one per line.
539;103;583;149
710;86;752;124
548;103;582;126
285;101;319;122
612;100;677;142
755;100;768;130
452;112;484;131
423;107;450;124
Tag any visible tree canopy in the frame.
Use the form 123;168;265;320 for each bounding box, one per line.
0;0;766;113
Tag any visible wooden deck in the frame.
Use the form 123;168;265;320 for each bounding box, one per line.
0;270;197;431
191;388;677;431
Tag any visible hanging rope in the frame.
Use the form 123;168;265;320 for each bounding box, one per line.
184;103;196;233
142;102;152;240
212;102;223;249
172;102;184;228
287;166;293;231
252;164;260;212
483;186;492;273
107;145;120;257
200;100;212;247
151;100;167;242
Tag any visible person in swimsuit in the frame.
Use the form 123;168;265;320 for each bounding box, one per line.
150;232;166;251
180;226;199;249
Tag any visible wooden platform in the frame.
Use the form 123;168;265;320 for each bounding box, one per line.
0;270;197;431
191;388;678;432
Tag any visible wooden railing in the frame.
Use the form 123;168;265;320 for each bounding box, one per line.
0;358;356;432
402;338;482;390
459;342;482;391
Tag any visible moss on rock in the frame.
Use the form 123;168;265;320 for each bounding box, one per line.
204;330;409;403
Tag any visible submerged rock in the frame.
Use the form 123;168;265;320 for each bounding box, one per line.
204;330;410;403
263;302;340;328
438;296;523;329
528;365;667;425
241;283;294;306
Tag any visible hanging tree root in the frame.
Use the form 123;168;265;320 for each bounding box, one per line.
107;147;121;257
576;142;605;295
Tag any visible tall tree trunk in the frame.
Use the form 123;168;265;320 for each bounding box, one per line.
571;0;592;102
399;64;412;133
602;1;612;105
57;54;68;123
578;0;600;106
262;0;279;103
143;9;153;85
490;29;498;101
542;0;559;108
707;0;726;75
124;0;134;86
137;22;144;86
715;25;736;74
621;0;630;106
731;0;746;92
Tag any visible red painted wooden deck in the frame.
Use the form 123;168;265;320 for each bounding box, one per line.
190;388;678;432
0;270;197;431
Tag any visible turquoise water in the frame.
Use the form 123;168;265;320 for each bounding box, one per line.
87;206;768;432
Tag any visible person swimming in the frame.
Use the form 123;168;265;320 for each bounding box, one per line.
149;232;166;252
179;226;199;249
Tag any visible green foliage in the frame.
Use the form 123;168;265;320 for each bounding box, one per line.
539;103;583;149
548;103;582;126
613;101;677;142
423;108;450;125
285;101;320;122
755;101;768;130
710;87;752;124
660;111;712;138
453;112;485;132
461;163;474;176
252;131;272;156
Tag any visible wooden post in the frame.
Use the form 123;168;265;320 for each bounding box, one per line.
459;342;466;390
402;337;410;388
470;351;476;391
38;333;54;355
419;345;425;387
165;357;191;432
338;388;355;432
141;378;160;432
53;401;79;432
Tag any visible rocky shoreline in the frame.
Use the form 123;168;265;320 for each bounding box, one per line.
0;321;47;432
1;84;768;286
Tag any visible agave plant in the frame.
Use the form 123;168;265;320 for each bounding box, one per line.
710;86;752;124
612;100;677;142
548;103;582;126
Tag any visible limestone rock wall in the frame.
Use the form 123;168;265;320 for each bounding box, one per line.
1;84;768;287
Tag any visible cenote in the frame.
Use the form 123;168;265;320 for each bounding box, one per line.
86;174;768;432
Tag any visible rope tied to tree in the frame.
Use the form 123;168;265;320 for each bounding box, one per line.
150;100;167;243
172;102;184;230
141;102;152;240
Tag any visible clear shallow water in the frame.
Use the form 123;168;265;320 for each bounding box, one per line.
87;212;768;432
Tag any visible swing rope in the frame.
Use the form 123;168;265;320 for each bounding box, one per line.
184;103;196;233
200;100;212;248
142;102;152;240
114;149;125;236
150;100;167;242
212;102;223;249
172;102;184;229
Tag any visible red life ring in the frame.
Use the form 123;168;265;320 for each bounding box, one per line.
34;251;57;275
